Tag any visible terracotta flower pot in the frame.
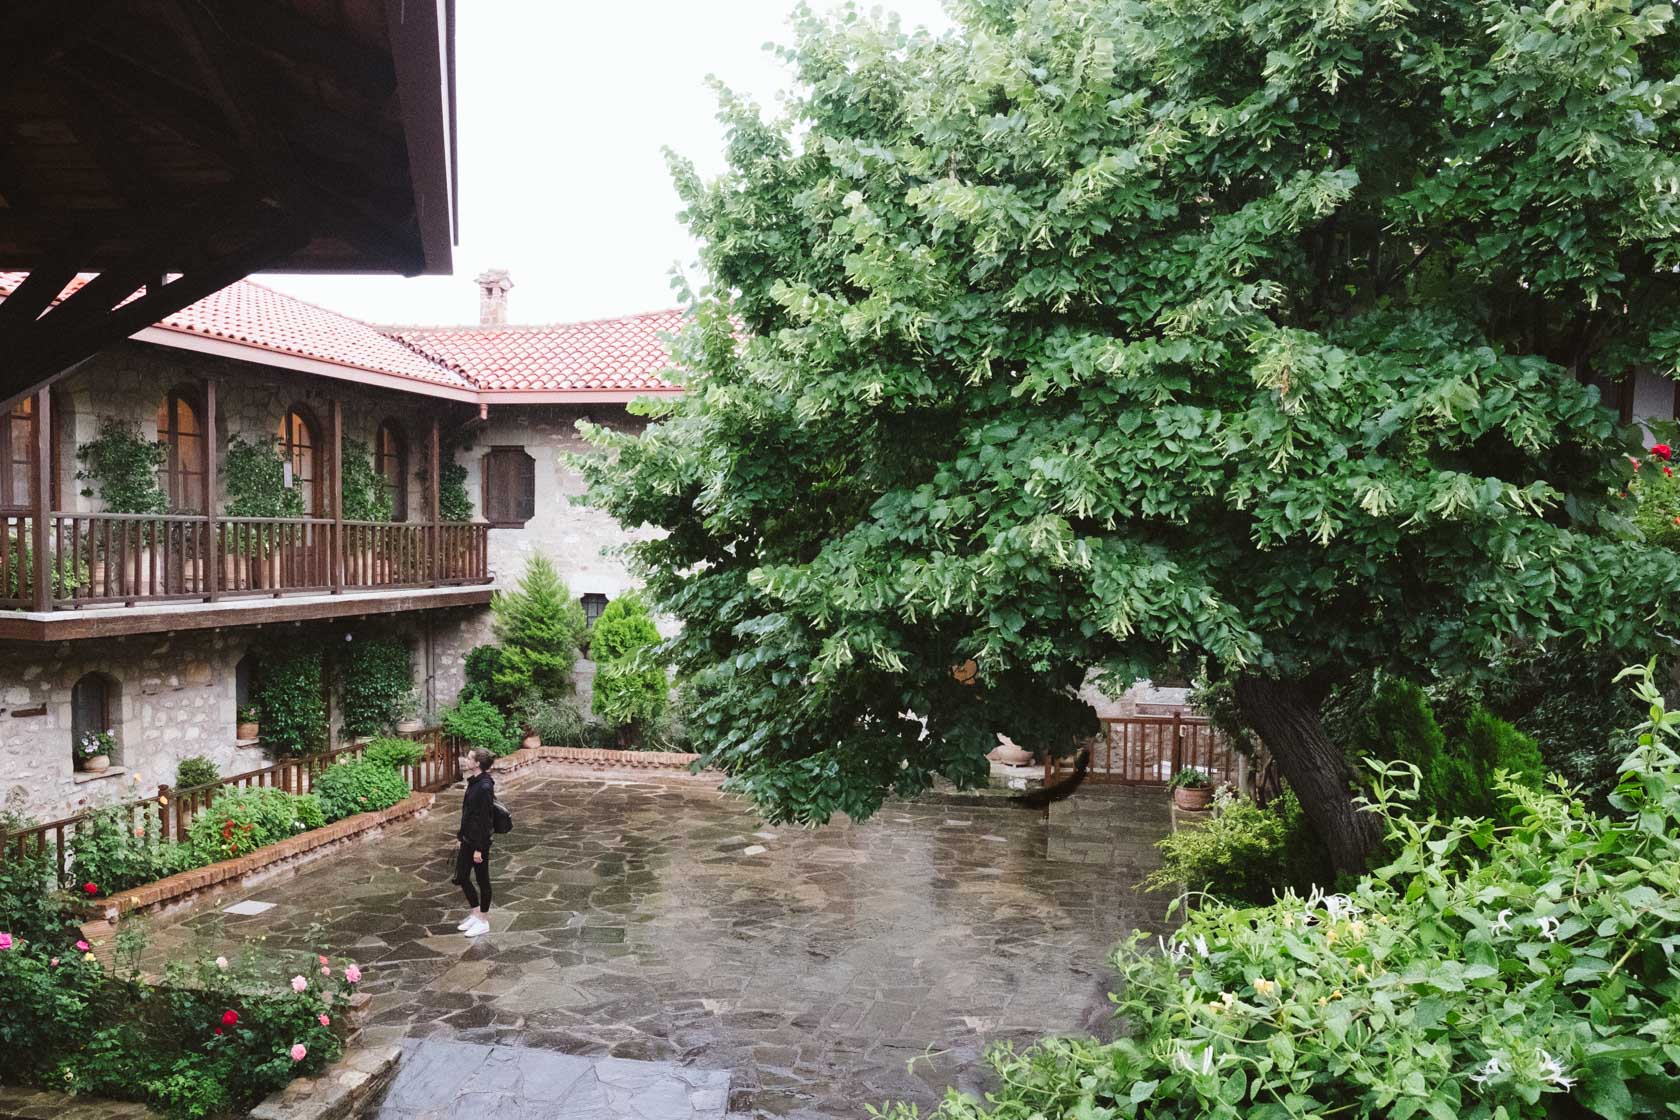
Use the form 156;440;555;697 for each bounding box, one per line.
396;719;424;734
1173;785;1213;812
82;754;110;773
237;721;259;741
989;743;1033;767
522;733;540;750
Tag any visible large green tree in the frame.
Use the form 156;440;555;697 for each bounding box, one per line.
585;0;1680;873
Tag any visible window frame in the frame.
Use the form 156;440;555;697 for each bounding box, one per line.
71;672;113;765
277;404;323;515
156;387;207;513
581;593;609;625
480;446;536;527
376;419;409;521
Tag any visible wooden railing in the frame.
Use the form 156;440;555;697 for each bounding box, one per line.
1047;714;1237;787
0;512;490;609
0;729;462;888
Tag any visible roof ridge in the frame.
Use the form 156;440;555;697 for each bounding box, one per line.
382;307;687;334
383;328;480;385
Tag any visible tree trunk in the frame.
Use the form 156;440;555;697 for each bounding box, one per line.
1234;675;1382;879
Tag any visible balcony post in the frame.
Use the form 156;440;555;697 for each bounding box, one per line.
29;387;50;612
204;379;219;602
330;398;343;595
428;417;440;587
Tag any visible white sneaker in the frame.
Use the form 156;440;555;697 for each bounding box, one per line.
462;916;490;938
456;915;476;931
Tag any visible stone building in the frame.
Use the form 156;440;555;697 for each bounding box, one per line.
0;270;679;818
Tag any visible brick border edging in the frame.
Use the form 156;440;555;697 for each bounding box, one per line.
491;745;704;775
92;792;436;923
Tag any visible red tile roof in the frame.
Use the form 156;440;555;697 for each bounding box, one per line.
388;310;684;394
0;273;684;401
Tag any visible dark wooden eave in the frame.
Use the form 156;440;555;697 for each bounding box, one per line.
0;586;492;642
0;0;458;411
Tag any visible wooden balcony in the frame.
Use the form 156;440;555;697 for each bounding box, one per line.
0;512;492;640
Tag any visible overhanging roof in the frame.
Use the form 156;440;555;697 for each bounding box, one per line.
0;0;458;409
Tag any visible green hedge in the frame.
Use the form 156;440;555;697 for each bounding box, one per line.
185;789;324;866
313;759;409;823
440;696;519;756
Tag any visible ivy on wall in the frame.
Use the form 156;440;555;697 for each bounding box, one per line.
75;420;167;514
416;443;474;522
255;643;327;755
340;439;393;523
225;435;305;518
338;635;412;738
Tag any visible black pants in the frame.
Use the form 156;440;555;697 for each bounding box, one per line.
455;844;491;913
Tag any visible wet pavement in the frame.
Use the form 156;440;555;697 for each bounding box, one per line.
137;768;1170;1119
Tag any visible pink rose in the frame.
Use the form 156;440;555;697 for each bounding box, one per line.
318;1014;331;1027
75;940;90;952
0;932;12;951
50;958;59;967
215;956;229;970
318;955;329;966
290;1044;307;1062
290;975;307;993
343;965;361;984
321;966;330;976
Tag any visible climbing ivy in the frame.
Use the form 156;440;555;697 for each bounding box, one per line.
255;643;326;755
225;435;305;519
337;636;412;738
340;439;392;523
76;420;166;514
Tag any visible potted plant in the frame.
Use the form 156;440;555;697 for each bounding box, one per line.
394;689;424;735
1169;766;1213;811
77;729;116;773
237;704;260;742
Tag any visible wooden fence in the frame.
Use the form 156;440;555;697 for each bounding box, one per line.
1;728;460;888
1047;714;1237;786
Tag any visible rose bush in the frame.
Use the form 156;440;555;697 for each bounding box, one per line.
888;662;1680;1120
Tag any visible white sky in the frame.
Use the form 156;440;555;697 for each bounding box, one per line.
264;0;953;327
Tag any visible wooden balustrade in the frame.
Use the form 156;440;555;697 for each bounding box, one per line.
1046;714;1237;786
0;728;461;887
0;512;490;610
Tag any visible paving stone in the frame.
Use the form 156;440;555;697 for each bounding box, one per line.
133;772;1168;1118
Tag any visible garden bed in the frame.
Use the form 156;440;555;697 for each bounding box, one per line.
90;792;435;922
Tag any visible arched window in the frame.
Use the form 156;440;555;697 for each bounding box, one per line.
1;396;34;509
277;406;321;514
156;389;206;512
71;672;116;767
376;420;408;521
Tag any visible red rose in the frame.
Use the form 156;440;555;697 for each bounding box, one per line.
83;882;98;896
215;1027;223;1036
1654;444;1673;461
221;1009;239;1027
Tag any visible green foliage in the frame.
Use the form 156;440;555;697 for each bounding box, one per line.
0;936;353;1118
311;759;408;824
337;636;412;738
1144;789;1321;906
339;439;393;523
174;756;219;791
255;644;326;755
579;0;1680;852
76;419;166;514
440;696;519;757
589;595;661;663
462;643;518;711
513;689;608;747
2;536;85;599
362;737;425;771
887;662;1680;1120
1328;675;1545;823
0;808;78;943
490;555;586;701
224;435;305;519
417;447;474;522
589;595;667;739
185;789;322;865
1168;768;1211;791
73;803;194;895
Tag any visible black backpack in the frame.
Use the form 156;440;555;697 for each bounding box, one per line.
492;799;513;835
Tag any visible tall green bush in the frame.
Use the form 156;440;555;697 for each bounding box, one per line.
589;595;661;663
490;555;586;701
224;436;305;519
1143;789;1324;906
312;759;408;824
255;645;326;755
887;662;1680;1120
589;595;667;743
461;644;518;711
440;696;519;757
337;636;411;738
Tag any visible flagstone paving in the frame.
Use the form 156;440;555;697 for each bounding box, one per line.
135;768;1170;1119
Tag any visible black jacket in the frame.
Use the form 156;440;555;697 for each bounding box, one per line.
458;772;495;853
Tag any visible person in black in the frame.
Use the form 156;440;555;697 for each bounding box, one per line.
455;748;495;938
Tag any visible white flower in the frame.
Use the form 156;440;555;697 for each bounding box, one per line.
1470;1057;1502;1086
1537;1050;1575;1090
1177;1047;1215;1075
1192;934;1209;958
1158;936;1187;964
1490;909;1512;934
1536;916;1561;942
1323;894;1362;922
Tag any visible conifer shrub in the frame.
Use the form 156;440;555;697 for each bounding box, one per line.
489;555;586;701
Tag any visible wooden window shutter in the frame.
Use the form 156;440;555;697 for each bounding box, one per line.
482;448;535;526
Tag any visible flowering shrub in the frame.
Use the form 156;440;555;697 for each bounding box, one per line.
0;930;359;1119
1623;440;1680;549
1142;789;1322;905
71;792;196;896
184;788;324;865
75;729;116;763
888;662;1680;1120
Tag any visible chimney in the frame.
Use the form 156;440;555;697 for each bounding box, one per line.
475;268;513;326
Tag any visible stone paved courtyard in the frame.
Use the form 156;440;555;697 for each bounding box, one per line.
137;769;1170;1119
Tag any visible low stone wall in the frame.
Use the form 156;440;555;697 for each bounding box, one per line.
489;745;704;777
91;792;436;923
